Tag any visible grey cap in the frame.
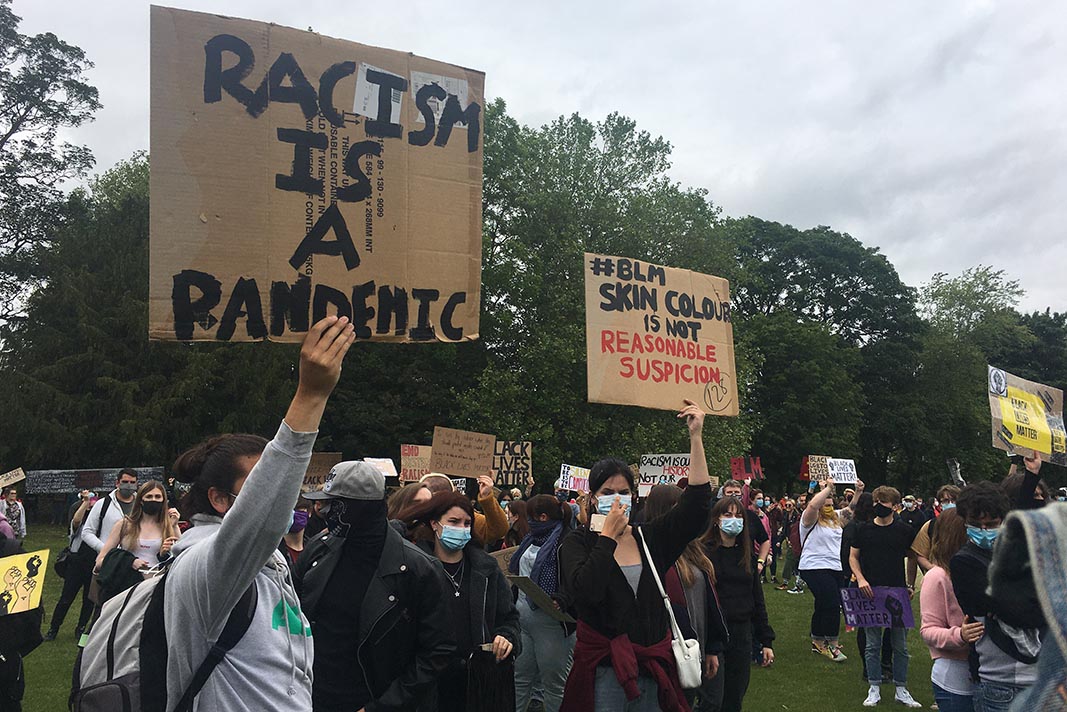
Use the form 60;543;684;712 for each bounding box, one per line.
303;461;385;501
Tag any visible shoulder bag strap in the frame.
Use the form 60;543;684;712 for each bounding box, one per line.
637;526;687;645
95;494;114;538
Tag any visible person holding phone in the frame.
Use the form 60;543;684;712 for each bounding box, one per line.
558;400;713;712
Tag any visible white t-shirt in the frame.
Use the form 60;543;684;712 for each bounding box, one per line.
799;517;844;571
932;658;974;696
518;543;541;607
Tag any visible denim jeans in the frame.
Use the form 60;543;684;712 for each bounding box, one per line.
514;604;575;712
593;666;661;712
931;682;975;712
972;680;1024;712
864;626;909;685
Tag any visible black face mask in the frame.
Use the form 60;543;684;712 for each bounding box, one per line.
322;497;387;539
873;503;894;519
141;501;164;516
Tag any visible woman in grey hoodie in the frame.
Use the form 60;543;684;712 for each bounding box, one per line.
163;315;355;712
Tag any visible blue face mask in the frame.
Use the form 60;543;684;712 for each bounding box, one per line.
755;499;765;508
966;525;999;550
596;494;631;516
439;524;471;551
941;503;956;511
721;517;744;537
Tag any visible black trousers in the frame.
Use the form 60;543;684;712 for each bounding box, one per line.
0;652;24;712
799;569;844;640
720;620;753;712
49;552;94;634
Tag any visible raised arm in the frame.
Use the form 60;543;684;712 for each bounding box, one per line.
681;399;710;487
802;480;833;528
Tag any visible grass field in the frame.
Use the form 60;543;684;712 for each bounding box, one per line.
21;525;936;711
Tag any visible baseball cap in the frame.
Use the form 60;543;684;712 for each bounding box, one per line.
304;461;385;501
903;494;916;502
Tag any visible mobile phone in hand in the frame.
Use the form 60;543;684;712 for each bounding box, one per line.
590;513;607;532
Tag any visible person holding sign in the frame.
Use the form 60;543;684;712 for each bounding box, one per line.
799;477;864;664
558;399;713;712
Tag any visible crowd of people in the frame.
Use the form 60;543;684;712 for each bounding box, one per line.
0;316;1063;712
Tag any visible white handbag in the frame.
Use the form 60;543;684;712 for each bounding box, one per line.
638;526;703;689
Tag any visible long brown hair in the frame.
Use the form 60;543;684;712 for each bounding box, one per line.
703;496;752;574
929;510;967;570
397;491;479;545
387;483;429;519
122;480;180;550
507;500;530;539
644;485;715;586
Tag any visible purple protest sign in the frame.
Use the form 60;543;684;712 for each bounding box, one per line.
840;586;914;628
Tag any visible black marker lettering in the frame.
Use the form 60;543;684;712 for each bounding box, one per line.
289;203;360;270
275;128;327;195
408;82;446;147
364;69;407;139
217;277;267;341
172;270;222;340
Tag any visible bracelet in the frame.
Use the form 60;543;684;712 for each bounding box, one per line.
757;558;765;565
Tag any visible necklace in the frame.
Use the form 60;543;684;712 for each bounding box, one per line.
444;559;464;597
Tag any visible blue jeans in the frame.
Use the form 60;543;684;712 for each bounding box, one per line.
932;682;975;712
593;667;661;712
864;626;908;685
514;604;575;712
972;680;1024;712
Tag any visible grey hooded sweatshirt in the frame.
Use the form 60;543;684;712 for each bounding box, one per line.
164;421;316;712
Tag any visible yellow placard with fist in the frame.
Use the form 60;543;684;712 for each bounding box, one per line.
1;549;48;616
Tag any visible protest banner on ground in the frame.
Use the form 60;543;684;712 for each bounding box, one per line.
506;575;576;623
806;456;857;484
400;444;432;482
429;427;496;480
556;464;590;493
24;468;164;495
0;468;26;489
302;452;343;493
584;253;738;415
987;366;1066;465
638;453;690;496
492;441;532;487
730;456;763;481
840;587;914;629
0;549;49;616
149;6;484;343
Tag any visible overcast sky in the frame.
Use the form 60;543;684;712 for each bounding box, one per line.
18;0;1066;313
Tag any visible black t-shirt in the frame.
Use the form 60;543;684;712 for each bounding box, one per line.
853;520;916;587
443;559;474;656
746;511;769;544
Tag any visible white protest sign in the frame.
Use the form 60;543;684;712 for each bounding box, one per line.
826;458;858;484
638;453;690;496
556;464;590;493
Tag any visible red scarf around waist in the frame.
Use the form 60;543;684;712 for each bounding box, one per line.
561;619;690;712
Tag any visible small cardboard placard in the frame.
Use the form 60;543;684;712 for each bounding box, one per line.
429;427;496;480
491;546;518;574
840;586;915;629
364;457;398;478
492;441;532;488
584;253;738;415
638;453;690;496
399;444;433;482
987;366;1066;464
149;6;484;343
0;468;26;490
302;452;344;493
556;464;590;493
507;575;576;623
0;549;49;616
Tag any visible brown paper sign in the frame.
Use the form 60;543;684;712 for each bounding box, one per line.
400;444;433;482
0;468;26;490
584;253;738;414
988;366;1066;464
506;575;576;623
491;546;518;574
429;427;496;479
150;7;483;343
302;452;343;492
492;441;532;487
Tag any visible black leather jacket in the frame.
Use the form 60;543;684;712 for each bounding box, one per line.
294;525;456;712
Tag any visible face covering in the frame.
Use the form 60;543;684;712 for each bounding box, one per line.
289;510;309;533
141;501;164;516
966;525;999;550
904;502;915;510
755;499;765;508
324;497;388;540
822;504;835;517
941;502;956;511
595;494;632;516
119;483;137;497
720;517;744;537
439;524;471;551
873;503;894;519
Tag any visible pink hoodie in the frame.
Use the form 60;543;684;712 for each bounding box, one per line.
919;565;969;661
0;511;15;540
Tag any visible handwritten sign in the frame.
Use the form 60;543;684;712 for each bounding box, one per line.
302;452;343;493
24;467;163;495
493;441;532;487
0;549;49;616
807;456;857;484
149;6;484;343
730;456;763;481
429;427;496;479
0;468;26;490
584;253;738;414
840;587;914;628
399;444;432;482
988;366;1066;465
638;453;690;496
556;464;590;493
491;546;518;574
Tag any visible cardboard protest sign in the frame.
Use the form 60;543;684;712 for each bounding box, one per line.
24;467;163;495
638;453;690;496
0;468;26;489
729;456;763;481
556;464;590;493
987;366;1066;465
429;427;495;480
491;546;517;574
840;587;915;629
506;575;576;623
302;452;343;493
149;6;484;343
364;457;398;478
584;253;738;415
0;550;48;616
399;444;432;482
492;441;532;487
806;456;857;484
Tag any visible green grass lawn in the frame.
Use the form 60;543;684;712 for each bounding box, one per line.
20;524;936;711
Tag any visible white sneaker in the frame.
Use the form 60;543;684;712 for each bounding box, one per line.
895;688;921;708
864;686;881;707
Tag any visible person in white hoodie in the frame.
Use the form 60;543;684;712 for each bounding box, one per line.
163;315;354;712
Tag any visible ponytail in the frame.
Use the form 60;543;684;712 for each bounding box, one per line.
173;433;267;518
527;494;571;529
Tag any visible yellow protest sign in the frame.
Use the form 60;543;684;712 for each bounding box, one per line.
988;366;1066;464
1;549;48;616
